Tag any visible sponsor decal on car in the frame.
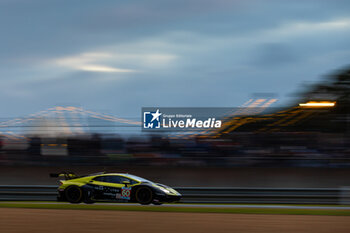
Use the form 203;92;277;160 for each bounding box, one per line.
121;187;131;200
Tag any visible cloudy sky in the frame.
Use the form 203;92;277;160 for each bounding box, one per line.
1;0;350;118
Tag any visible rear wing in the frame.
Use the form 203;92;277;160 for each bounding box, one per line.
49;171;106;180
49;172;78;180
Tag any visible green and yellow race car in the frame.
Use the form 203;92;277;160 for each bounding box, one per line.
50;172;181;205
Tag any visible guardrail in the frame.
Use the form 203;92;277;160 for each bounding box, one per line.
0;185;349;204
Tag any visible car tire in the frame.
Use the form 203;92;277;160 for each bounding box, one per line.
65;185;83;203
135;187;153;205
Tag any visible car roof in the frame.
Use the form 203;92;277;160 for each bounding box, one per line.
93;173;151;183
94;173;130;177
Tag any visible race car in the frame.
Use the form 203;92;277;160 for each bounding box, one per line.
50;172;181;205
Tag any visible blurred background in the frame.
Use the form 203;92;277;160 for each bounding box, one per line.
0;0;350;194
1;67;350;191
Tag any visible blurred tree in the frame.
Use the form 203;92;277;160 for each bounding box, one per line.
303;67;350;104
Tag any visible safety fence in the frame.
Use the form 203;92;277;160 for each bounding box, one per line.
0;185;349;204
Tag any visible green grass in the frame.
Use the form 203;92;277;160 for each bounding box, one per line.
6;201;350;207
0;202;350;216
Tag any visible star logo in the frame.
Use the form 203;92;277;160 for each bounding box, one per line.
151;109;162;122
143;109;162;129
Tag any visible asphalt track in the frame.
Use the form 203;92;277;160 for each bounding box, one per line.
1;208;350;233
2;201;350;210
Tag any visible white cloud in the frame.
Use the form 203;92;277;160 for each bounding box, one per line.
52;51;177;73
177;18;350;48
54;52;135;73
265;18;350;39
78;65;134;73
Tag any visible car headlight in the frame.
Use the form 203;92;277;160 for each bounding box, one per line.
160;187;171;194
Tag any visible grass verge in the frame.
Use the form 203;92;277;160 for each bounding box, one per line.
0;202;350;216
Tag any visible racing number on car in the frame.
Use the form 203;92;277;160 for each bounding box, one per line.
122;189;130;196
121;187;131;200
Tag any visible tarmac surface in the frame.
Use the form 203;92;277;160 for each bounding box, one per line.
1;208;350;233
2;201;350;210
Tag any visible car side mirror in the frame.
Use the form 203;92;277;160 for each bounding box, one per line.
122;180;130;187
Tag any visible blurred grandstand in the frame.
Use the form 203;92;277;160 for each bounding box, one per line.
1;67;350;168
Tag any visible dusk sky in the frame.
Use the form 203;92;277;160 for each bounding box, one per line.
1;0;350;118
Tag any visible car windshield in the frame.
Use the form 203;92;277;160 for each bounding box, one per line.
124;174;153;184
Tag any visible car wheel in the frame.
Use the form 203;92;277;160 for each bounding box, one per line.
65;185;83;203
135;187;153;205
